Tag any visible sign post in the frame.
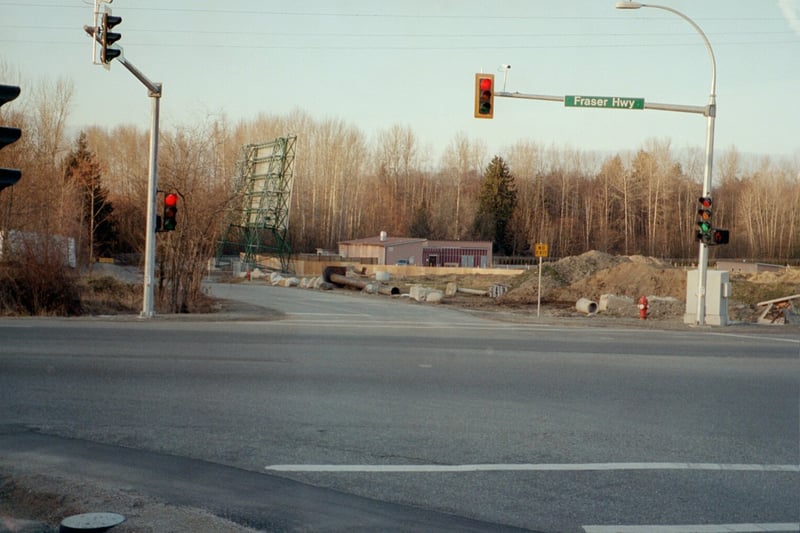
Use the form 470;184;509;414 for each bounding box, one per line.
534;243;549;318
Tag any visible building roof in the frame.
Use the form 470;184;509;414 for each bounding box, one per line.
426;240;493;248
339;235;427;248
339;235;493;248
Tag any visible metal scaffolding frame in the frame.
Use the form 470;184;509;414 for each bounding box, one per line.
216;135;297;272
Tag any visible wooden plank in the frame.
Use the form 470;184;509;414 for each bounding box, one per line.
756;294;800;307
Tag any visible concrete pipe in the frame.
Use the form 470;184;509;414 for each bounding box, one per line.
323;266;400;296
576;298;598;315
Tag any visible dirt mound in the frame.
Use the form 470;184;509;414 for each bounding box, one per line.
739;268;800;285
496;252;800;322
550;250;630;285
500;251;684;306
552;262;685;302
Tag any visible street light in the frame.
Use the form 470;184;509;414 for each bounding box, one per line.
615;1;717;326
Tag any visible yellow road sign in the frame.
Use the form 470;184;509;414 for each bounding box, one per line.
534;243;549;258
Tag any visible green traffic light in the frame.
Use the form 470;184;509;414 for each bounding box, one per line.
163;212;177;231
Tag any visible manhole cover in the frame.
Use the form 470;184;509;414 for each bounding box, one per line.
60;512;125;532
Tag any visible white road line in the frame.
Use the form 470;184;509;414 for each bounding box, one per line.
583;523;800;532
706;331;800;345
288;312;373;316
265;462;800;473
278;320;528;330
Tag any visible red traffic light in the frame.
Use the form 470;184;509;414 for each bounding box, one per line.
474;73;495;119
698;196;712;208
164;193;178;207
162;193;178;231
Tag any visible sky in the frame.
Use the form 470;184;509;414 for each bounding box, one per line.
2;0;799;162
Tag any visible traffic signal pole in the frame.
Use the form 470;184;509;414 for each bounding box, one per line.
490;86;715;325
85;5;162;319
116;57;162;318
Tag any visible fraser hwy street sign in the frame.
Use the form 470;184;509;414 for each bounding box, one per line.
564;95;645;110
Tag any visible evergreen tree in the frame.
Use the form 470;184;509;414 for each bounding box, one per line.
408;201;432;238
472;156;517;255
63;132;117;263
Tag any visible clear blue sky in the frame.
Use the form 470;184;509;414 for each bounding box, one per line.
2;0;799;160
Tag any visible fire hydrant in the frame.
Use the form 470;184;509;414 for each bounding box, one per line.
638;295;649;320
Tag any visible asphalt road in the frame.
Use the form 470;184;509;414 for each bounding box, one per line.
1;282;798;532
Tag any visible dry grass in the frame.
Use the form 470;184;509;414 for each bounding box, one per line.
77;275;141;315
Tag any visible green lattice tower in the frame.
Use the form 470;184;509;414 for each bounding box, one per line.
216;135;296;272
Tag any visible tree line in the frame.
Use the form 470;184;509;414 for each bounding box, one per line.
1;75;798;308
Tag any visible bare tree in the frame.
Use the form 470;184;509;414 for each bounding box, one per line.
29;77;73;165
439;133;486;239
373;124;418;230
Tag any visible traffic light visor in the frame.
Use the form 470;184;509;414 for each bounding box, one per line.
0;127;21;147
0;85;21;106
105;14;122;30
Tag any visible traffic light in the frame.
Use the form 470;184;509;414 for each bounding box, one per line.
474;73;494;119
696;196;713;244
0;84;22;192
101;10;123;64
162;193;178;232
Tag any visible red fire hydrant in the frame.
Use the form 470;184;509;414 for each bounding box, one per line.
638;295;649;320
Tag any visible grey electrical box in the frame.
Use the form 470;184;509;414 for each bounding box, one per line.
684;269;731;326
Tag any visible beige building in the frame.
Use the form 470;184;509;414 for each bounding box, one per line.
338;232;493;268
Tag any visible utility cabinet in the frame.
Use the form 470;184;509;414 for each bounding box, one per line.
684;269;731;326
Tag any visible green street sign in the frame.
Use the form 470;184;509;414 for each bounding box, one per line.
565;95;644;110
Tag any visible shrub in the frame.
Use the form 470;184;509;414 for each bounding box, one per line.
0;245;82;316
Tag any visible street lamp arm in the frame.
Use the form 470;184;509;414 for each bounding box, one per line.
615;2;716;96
